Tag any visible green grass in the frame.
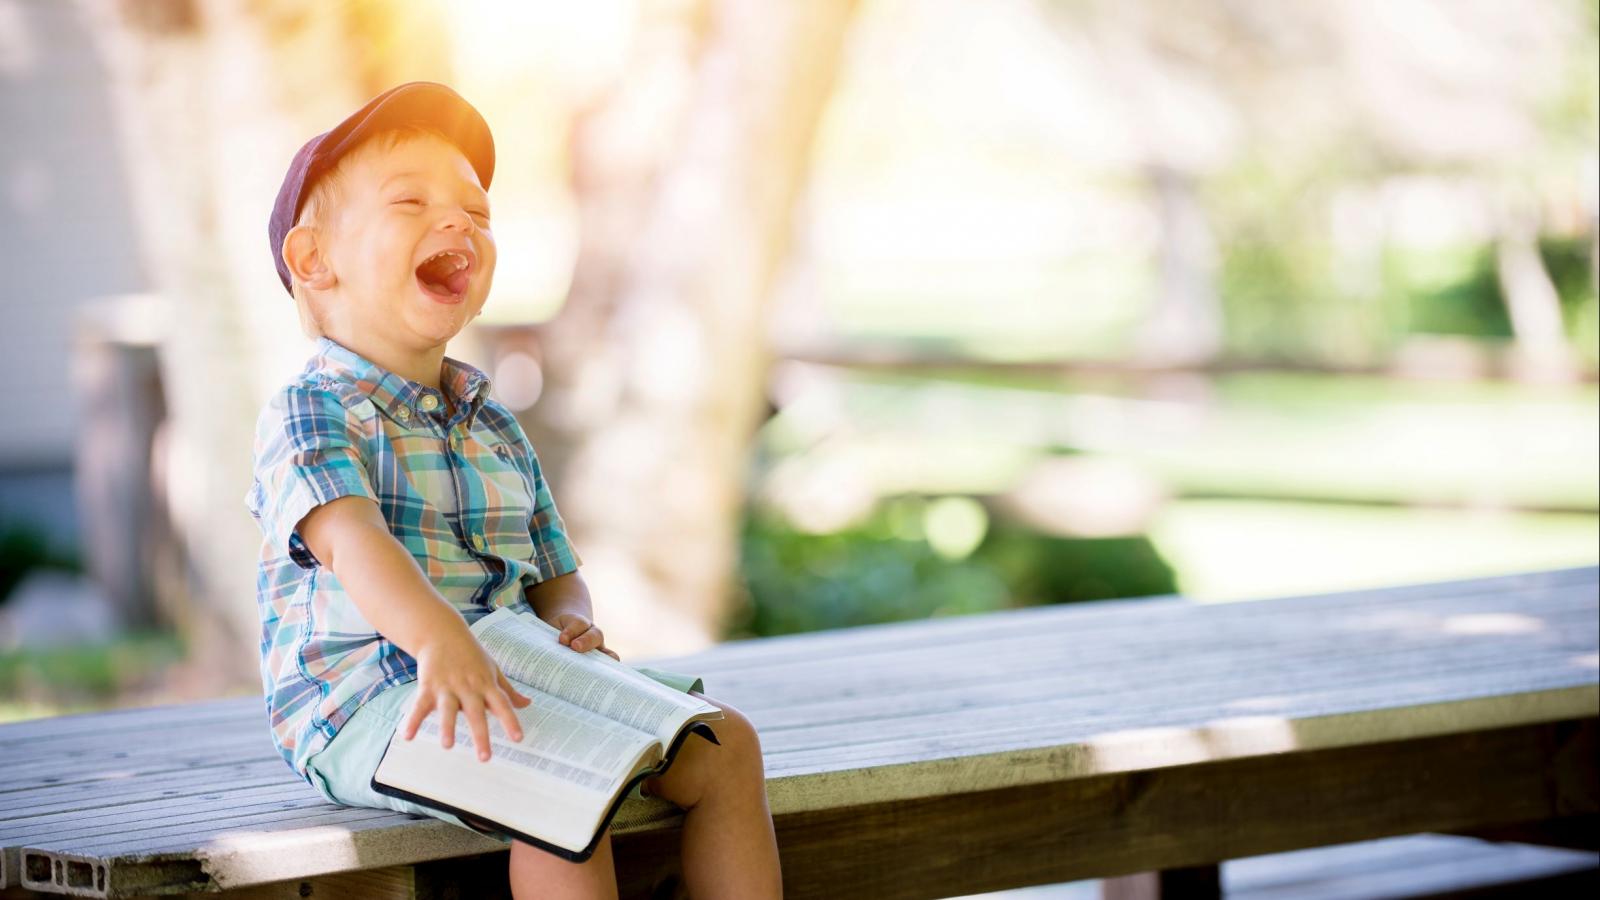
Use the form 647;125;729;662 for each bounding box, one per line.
1150;498;1600;603
0;630;187;723
766;368;1599;510
754;367;1599;606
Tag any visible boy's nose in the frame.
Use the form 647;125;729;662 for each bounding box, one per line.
438;208;474;232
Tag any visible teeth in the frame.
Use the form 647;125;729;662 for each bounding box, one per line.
424;250;469;272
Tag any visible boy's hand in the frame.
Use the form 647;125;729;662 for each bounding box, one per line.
550;612;622;662
403;624;532;762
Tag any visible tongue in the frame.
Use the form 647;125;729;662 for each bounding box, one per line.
415;259;469;298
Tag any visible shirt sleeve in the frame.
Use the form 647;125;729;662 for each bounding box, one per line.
526;440;582;579
244;384;379;570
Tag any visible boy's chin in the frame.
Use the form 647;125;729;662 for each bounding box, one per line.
412;303;479;341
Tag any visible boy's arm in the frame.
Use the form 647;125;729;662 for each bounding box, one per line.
525;571;619;661
297;495;530;759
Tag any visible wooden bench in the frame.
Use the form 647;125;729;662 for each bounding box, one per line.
3;565;1596;899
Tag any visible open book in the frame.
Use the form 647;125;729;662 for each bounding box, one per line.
370;605;724;861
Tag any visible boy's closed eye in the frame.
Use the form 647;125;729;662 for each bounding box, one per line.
392;196;491;222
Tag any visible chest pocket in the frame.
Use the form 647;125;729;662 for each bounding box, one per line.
462;435;540;570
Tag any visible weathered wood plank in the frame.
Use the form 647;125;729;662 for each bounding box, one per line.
0;699;256;746
749;651;1596;758
1;566;1593;897
702;597;1597;715
632;718;1600;900
10;663;1588;847
0;712;263;759
12;679;1587;890
1223;832;1600;900
9;784;322;845
653;566;1599;673
35;807;409;856
0;764;291;818
125;865;430;900
4;571;1590;759
42;854;521;900
3;740;275;790
755;639;1598;754
756;685;1597;816
752;632;1597;749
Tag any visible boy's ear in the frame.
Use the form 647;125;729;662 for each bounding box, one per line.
283;225;335;290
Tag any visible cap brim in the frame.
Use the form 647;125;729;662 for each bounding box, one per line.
312;81;495;203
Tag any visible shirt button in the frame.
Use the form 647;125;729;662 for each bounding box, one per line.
419;394;440;412
451;432;464;450
395;407;411;421
471;533;487;552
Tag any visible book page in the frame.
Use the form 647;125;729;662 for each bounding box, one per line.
404;680;658;794
471;606;721;746
374;710;660;855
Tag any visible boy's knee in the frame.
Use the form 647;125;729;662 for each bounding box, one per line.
695;697;764;777
646;696;765;806
714;704;761;757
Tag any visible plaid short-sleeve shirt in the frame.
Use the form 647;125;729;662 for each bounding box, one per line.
244;336;581;782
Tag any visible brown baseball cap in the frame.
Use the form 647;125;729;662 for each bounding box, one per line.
268;81;495;295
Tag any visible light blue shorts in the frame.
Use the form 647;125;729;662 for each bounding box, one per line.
304;666;705;844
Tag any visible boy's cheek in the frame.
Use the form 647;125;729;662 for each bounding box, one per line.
475;267;497;297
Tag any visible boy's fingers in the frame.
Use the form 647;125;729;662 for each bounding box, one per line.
498;671;532;707
461;696;491;762
402;693;434;740
558;616;591;645
438;695;460;749
600;648;621;662
489;689;525;743
569;625;602;652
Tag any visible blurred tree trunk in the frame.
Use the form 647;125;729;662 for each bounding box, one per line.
1134;164;1224;367
517;0;860;656
1493;201;1579;383
78;0;451;690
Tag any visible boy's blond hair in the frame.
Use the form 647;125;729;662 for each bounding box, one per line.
287;122;460;339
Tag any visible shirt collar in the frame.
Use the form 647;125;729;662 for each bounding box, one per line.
310;336;492;427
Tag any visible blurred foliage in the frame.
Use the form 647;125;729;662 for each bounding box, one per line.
1218;231;1599;356
0;523;82;608
1387;237;1596;339
725;504;1178;639
1543;236;1600;324
1208;162;1393;366
1390;244;1510;337
1218;235;1371;363
0;630;184;708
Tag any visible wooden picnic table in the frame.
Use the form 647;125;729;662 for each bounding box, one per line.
2;565;1596;899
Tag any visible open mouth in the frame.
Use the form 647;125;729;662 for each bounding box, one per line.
415;248;474;303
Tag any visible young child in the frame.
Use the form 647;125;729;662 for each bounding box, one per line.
246;81;782;899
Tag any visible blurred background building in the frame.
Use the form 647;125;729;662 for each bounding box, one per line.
0;0;1596;720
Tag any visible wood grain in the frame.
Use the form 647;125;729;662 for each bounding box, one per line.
0;566;1593;897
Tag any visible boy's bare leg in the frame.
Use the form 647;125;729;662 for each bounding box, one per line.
509;829;619;900
642;693;782;900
